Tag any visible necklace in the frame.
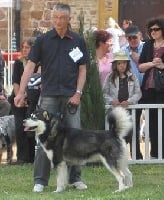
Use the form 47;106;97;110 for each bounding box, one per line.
154;40;164;49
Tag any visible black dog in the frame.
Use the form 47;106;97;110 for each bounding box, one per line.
23;107;133;193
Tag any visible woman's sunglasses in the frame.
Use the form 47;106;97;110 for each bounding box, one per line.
149;27;161;33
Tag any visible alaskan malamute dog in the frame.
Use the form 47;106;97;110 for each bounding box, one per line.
23;107;133;193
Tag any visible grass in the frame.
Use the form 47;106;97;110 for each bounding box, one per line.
0;163;164;200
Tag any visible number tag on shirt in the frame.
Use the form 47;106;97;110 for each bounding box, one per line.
69;47;83;62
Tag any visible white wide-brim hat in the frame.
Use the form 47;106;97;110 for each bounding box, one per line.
112;51;129;62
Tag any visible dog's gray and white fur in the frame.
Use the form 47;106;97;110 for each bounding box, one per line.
23;107;133;193
0;115;15;163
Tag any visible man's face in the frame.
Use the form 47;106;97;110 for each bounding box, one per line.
53;10;71;31
127;33;141;48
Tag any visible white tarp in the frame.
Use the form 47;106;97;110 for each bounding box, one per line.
0;0;13;8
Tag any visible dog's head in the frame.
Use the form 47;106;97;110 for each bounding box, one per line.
23;109;60;137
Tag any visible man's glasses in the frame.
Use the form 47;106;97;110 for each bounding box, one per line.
149;27;161;33
127;36;138;40
53;15;68;20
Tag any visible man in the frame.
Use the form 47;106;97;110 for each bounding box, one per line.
14;3;88;192
121;25;144;159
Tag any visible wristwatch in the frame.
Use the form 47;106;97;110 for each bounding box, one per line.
76;89;82;95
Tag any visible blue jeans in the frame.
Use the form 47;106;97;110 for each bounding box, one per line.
34;96;82;186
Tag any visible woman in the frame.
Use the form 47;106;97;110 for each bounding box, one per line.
122;19;133;30
139;18;164;158
94;30;113;86
12;39;40;164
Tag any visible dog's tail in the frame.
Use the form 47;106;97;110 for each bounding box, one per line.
107;106;132;138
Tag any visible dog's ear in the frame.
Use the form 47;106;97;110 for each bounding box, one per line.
43;111;50;121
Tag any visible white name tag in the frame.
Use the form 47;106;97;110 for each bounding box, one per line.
69;47;83;62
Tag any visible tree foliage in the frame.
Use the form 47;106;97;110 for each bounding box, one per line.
78;10;105;129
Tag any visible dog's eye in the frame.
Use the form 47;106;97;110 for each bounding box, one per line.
31;113;37;119
31;114;38;120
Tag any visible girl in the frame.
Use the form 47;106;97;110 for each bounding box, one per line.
103;51;142;158
103;51;142;107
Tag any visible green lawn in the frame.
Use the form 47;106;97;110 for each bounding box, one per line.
0;164;163;200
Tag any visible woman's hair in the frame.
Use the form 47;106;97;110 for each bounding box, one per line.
20;38;35;49
123;19;133;26
147;18;164;38
94;30;112;48
109;61;133;86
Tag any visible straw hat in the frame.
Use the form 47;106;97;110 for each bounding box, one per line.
112;51;129;62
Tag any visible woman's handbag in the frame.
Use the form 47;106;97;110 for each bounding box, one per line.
153;68;164;91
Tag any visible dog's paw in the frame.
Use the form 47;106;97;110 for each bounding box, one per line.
52;186;65;193
125;182;133;188
113;185;130;193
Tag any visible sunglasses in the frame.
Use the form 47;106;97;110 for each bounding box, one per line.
127;36;138;40
149;27;161;33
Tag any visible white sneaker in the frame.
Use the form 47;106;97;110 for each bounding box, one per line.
71;181;87;190
33;184;44;192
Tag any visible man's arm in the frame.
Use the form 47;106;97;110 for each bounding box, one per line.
76;64;86;93
14;60;36;107
69;64;86;105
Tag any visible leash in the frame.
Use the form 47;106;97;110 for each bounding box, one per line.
67;103;78;114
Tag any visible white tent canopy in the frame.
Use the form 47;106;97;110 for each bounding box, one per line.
0;0;12;8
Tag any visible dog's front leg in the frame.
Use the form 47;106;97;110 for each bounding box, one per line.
111;170;128;193
54;161;68;193
123;167;133;188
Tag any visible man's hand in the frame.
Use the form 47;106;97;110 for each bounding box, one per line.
131;52;140;64
14;92;26;107
68;93;81;106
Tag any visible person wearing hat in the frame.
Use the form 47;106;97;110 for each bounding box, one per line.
103;51;142;158
121;25;145;159
103;51;141;107
121;25;144;86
